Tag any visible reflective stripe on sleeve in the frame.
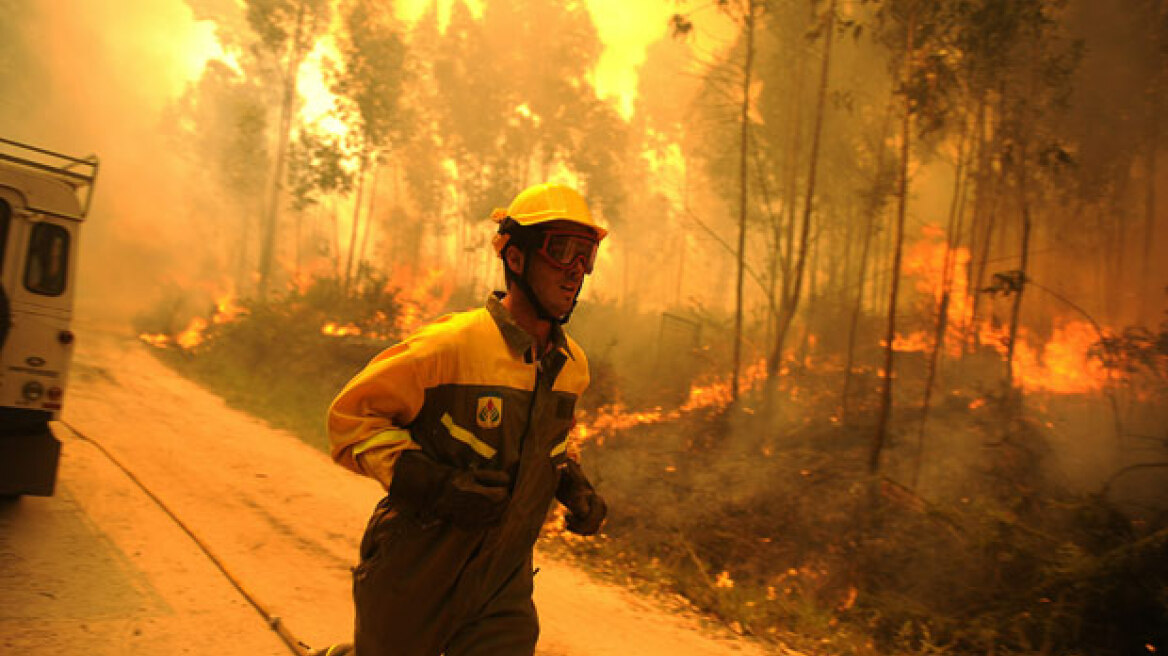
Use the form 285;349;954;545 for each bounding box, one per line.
549;438;568;458
440;413;497;459
352;428;413;458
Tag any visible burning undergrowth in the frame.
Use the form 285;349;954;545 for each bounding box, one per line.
546;380;1168;655
133;269;458;449
540;322;1168;655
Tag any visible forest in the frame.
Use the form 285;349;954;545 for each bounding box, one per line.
5;0;1165;653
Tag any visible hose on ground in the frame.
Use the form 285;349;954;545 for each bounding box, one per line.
59;420;315;655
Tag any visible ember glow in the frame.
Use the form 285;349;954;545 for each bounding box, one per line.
393;267;455;334
893;228;1119;395
321;321;363;337
139;293;247;351
714;570;735;588
1009;321;1112;394
574;359;770;446
896;227;977;358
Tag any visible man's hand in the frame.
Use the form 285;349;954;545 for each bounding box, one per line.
391;450;511;530
556;459;607;536
434;467;511;529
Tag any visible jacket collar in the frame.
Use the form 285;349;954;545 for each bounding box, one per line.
486;291;574;363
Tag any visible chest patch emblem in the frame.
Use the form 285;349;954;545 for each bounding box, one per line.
476;395;503;429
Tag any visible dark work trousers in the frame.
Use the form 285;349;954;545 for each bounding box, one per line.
352;499;539;656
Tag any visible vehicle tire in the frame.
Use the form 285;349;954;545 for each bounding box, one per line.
0;285;9;351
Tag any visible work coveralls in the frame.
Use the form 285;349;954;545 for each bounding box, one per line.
328;292;588;656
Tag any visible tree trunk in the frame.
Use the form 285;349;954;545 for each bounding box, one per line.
766;46;805;382
344;152;370;295
731;0;758;403
330;198;342;280
964;95;994;352
236;198;254;294
870;7;914;476
842;101;894;420
913;114;970;488
1142;19;1162;325
258;0;309;300
1006;145;1032;392
767;0;836;382
358;155;382;288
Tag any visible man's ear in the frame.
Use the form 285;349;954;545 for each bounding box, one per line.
503;245;525;276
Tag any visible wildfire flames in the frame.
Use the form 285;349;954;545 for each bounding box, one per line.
893;228;1118;395
565;228;1129;453
139;228;1123;454
393;267;455;334
139;267;455;351
574;359;770;448
321;321;363;337
139;293;249;350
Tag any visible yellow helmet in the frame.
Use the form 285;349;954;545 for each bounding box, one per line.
490;183;608;254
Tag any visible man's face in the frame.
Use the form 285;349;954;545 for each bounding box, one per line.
518;221;599;319
526;244;587;318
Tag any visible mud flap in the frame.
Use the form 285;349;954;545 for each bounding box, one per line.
0;427;60;496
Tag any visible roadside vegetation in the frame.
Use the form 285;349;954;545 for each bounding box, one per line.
133;274;410;452
135;279;1168;656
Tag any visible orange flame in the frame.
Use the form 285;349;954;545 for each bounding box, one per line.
139;292;248;350
392;267;455;334
1009;321;1112;394
714;570;735;589
321;321;363;337
175;317;209;349
138;332;171;348
573;359;769;447
896;227;976;358
314;269;455;342
212;293;249;324
895;228;1117;395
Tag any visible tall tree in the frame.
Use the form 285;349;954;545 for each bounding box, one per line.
433;0;621;265
871;0;919;475
286;129;353;276
167;60;270;290
766;0;839;387
842;103;896;420
731;0;760;402
395;4;450;271
331;0;407;293
247;0;330;298
1140;0;1167;325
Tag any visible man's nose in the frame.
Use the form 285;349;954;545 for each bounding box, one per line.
566;260;586;281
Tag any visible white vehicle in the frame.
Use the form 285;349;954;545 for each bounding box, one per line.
0;138;98;496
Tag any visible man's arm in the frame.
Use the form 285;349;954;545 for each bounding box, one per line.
327;342;426;488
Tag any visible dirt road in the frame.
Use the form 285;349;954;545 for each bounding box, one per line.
0;320;771;655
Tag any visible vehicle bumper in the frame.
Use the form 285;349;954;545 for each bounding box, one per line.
0;427;60;496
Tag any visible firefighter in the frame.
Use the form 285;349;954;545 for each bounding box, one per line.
321;182;608;656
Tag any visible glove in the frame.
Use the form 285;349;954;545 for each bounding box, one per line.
555;459;607;536
390;450;511;530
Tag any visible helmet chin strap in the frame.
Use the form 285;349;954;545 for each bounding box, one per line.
504;256;580;326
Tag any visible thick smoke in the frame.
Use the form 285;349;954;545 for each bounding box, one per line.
3;1;248;325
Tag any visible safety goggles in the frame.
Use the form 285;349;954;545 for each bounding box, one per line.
534;230;599;273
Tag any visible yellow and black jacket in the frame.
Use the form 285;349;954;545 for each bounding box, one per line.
327;293;589;651
329;292;587;488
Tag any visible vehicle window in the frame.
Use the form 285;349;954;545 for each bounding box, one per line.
0;200;9;271
24;222;69;297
